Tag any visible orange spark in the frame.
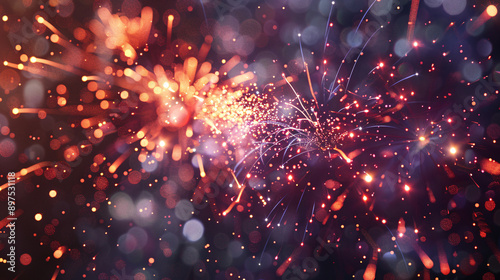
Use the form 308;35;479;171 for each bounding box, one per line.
167;14;174;45
0;210;24;229
471;5;498;32
407;0;420;42
414;244;434;269
36;16;66;40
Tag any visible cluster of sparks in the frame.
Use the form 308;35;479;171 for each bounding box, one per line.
0;0;499;280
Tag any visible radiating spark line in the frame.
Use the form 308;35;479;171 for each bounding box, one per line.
355;0;378;34
390;73;419;87
407;0;421;42
199;0;209;30
345;27;382;92
282;138;299;163
3;61;64;80
109;150;133;173
301;203;315;245
332;47;352;90
327;83;342;101
323;1;336;53
204;119;222;134
470;5;498;32
196;154;206;177
219;56;241;75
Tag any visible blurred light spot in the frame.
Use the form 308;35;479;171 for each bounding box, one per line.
49;190;57;198
141;154;158;172
183;219;204;242
20;254;31;265
462;63;481;82
175;200;194;221
364;174;373;183
0;139;16;158
178;164;194;182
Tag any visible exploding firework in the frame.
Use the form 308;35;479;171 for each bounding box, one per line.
2;4;260;177
0;1;258;278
